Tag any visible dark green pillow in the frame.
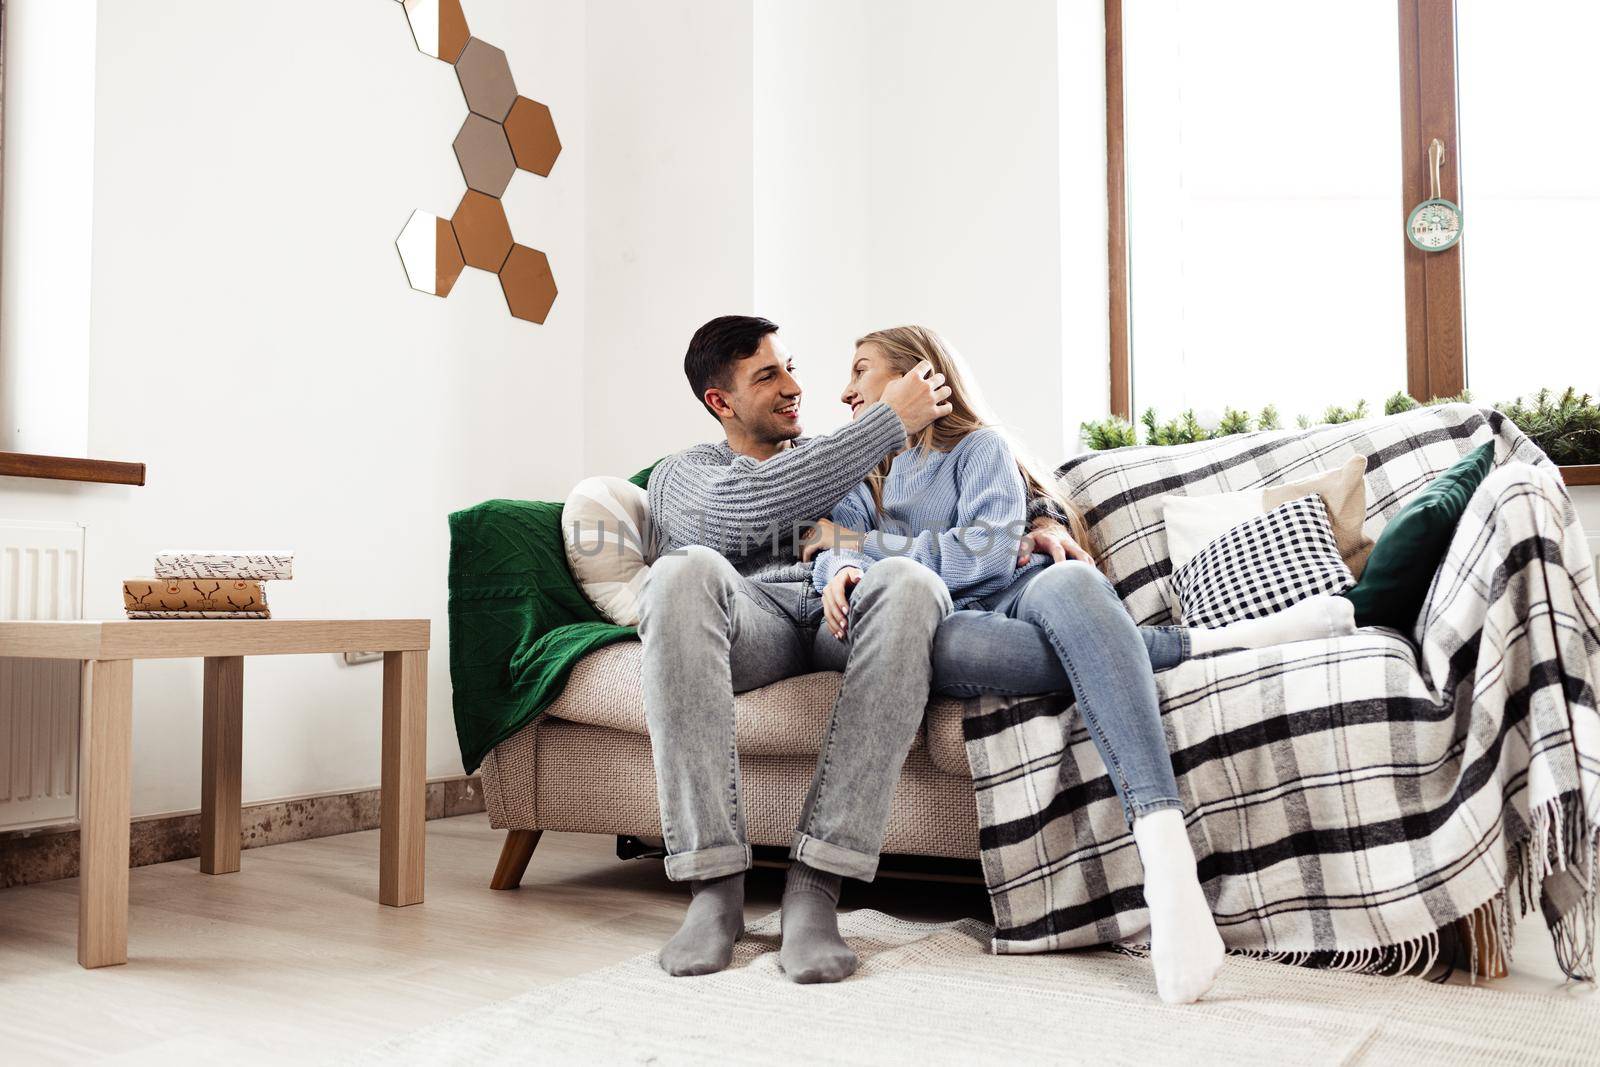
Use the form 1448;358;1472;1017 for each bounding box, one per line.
1343;441;1495;630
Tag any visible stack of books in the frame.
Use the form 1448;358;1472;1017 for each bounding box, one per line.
123;550;294;620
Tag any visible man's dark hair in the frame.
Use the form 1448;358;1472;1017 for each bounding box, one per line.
684;315;780;419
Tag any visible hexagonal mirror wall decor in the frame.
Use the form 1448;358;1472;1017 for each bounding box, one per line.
453;114;516;198
395;210;465;297
401;0;469;63
452;191;514;272
500;245;558;324
455;38;517;121
504;97;561;177
392;1;559;324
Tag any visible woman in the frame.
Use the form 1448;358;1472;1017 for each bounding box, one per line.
802;326;1355;1004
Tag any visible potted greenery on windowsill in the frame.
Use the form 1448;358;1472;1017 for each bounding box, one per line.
1079;387;1600;486
1477;389;1600;482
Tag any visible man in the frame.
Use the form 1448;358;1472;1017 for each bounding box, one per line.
642;315;1083;984
640;315;956;984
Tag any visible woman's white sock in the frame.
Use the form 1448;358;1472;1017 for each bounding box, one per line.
1131;808;1225;1004
1188;594;1355;656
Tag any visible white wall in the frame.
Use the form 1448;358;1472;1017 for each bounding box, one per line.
1574;490;1600;554
758;1;1106;456
1058;0;1112;452
585;0;1109;464
856;0;1070;461
749;0;1086;454
582;0;757;478
0;0;586;816
751;0;870;434
0;0;98;456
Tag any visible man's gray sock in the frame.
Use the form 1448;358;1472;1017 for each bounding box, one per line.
659;872;745;977
780;862;858;984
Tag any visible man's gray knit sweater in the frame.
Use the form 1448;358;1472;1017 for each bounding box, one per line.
647;400;910;584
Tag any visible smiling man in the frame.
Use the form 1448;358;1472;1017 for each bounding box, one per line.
639;315;956;984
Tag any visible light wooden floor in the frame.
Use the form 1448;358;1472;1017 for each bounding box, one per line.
0;813;988;1062
0;813;1580;1062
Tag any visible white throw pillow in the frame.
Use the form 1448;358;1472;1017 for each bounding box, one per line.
1163;489;1268;576
562;476;657;626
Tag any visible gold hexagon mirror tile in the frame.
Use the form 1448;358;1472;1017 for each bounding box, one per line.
499;245;557;323
504;96;561;176
395;210;465;297
451;190;513;272
401;0;469;63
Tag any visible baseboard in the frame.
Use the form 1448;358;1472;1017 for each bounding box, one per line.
0;774;485;889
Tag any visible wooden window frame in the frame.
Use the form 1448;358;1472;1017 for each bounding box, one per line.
1103;0;1597;485
1398;0;1466;400
1104;0;1132;424
0;452;146;485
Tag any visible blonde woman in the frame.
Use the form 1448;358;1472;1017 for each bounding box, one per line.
802;326;1355;1004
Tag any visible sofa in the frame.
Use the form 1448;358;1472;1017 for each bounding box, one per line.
479;640;983;886
464;404;1599;980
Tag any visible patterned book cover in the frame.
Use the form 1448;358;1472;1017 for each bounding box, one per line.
126;609;272;620
124;578;270;613
153;550;294;581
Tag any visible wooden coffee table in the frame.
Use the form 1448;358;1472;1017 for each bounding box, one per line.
0;618;430;968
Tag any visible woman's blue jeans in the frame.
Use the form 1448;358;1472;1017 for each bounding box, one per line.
932;560;1188;825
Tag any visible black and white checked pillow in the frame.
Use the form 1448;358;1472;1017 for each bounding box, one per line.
1172;493;1356;628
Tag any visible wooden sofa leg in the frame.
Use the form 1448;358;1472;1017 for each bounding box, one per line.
491;829;543;890
1456;908;1509;978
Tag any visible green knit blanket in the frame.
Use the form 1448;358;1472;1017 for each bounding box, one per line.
447;464;655;774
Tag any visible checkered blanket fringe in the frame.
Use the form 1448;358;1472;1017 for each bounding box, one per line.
964;405;1600;981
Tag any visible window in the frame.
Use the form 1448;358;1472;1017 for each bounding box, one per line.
1121;1;1406;422
1111;0;1599;446
1457;0;1600;402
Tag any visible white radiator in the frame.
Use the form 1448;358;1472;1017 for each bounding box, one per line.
0;520;86;829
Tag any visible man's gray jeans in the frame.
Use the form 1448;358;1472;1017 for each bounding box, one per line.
638;546;952;882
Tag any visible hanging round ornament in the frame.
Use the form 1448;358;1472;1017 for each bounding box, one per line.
1407;137;1463;252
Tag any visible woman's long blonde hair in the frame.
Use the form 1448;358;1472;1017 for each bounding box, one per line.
854;325;1095;559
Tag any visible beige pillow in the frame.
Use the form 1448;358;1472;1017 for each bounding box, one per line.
562;476;657;626
1161;454;1374;615
1262;455;1374;576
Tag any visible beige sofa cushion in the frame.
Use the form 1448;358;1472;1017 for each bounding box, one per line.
547;641;971;772
923;702;969;776
480;717;982;859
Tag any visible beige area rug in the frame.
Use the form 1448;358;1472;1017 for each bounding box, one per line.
349;910;1599;1066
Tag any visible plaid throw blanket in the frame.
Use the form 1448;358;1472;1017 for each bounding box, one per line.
965;405;1600;979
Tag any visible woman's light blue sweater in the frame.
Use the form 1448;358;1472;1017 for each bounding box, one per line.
812;426;1043;608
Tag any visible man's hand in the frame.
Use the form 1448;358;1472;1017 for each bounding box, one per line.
880;360;954;434
1018;520;1094;566
799;518;865;562
822;566;863;640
